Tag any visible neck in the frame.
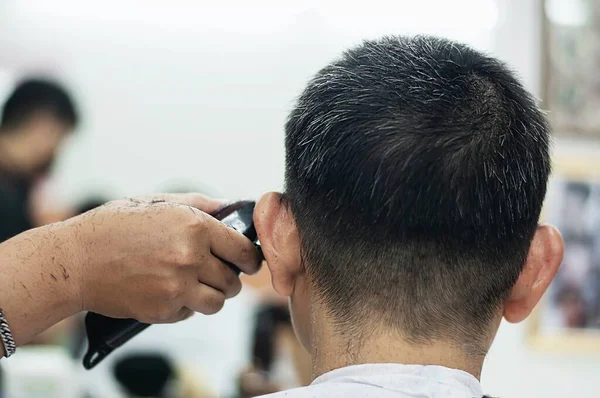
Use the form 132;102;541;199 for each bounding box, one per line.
310;309;487;381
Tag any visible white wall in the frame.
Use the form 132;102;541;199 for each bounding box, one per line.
0;0;498;204
1;1;599;397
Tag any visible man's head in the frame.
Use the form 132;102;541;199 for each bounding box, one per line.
0;78;78;178
255;36;563;354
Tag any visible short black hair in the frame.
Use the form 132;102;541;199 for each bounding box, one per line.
1;78;78;130
284;35;551;348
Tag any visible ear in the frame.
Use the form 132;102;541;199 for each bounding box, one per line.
504;224;564;323
254;192;302;297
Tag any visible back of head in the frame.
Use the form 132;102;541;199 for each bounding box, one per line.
284;35;550;347
113;353;174;397
1;78;78;131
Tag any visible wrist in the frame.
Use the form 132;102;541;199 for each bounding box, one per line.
40;221;85;315
0;224;83;347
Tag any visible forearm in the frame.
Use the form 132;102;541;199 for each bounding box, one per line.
0;223;81;356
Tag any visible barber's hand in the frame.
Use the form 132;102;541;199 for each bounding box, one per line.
63;194;261;323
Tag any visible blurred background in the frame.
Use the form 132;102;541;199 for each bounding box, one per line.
0;0;599;397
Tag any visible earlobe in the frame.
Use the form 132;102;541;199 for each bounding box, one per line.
254;192;302;298
504;225;564;323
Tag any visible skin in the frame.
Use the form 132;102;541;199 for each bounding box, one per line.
254;191;565;380
0;112;69;178
0;193;262;357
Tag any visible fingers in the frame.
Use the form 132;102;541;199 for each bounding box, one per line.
169;193;227;213
184;283;226;315
203;215;262;275
197;256;243;299
158;307;195;324
139;193;227;213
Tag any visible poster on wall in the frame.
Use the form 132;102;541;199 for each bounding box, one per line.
529;157;600;351
543;0;600;138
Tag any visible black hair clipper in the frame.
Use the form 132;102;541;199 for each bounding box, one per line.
82;200;261;370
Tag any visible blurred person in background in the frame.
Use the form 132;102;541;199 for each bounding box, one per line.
556;284;588;328
113;353;214;398
238;303;311;397
0;77;78;398
0;78;78;242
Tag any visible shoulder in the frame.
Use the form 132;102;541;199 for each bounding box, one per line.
258;384;348;397
257;386;315;398
256;383;402;398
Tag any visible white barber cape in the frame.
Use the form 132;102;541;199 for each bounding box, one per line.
260;364;486;398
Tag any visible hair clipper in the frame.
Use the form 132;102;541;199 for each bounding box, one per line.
82;200;261;370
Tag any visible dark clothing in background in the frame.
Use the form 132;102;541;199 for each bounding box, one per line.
0;175;33;242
